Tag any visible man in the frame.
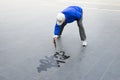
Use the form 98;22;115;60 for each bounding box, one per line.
53;6;87;47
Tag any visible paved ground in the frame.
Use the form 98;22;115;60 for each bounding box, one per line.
0;0;120;80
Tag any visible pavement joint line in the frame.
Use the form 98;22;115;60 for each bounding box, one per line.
81;60;99;80
59;0;120;11
81;52;115;80
84;7;120;12
64;0;120;6
98;53;118;80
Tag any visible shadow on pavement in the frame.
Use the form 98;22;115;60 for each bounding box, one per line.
37;55;58;73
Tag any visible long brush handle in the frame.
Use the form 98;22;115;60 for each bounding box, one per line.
53;38;57;48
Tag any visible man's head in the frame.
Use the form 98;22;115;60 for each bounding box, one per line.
56;13;65;25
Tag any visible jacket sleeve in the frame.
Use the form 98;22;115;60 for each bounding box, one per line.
54;23;61;35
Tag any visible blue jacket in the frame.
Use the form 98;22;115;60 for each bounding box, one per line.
54;6;83;35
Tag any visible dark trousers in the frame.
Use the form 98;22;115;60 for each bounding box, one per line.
77;17;86;41
59;17;86;41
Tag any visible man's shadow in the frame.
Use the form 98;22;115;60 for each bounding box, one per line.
37;55;58;73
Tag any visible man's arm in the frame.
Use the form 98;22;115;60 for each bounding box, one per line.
53;24;61;48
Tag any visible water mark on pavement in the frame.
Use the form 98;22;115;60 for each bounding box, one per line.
37;51;70;73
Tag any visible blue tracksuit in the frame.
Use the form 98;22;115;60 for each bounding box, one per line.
54;6;83;35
